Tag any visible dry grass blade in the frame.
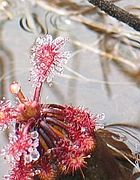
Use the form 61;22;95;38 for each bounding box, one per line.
88;0;140;32
71;39;139;72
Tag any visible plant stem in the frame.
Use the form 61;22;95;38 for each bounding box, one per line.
33;82;43;102
88;0;140;32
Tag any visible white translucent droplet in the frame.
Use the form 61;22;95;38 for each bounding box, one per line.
0;124;7;131
28;147;33;153
40;63;45;68
35;169;41;175
31;150;40;161
24;154;32;164
15;154;20;161
4;175;10;180
97;113;105;121
27;139;32;145
81;127;86;132
48;82;53;87
95;121;104;130
87;155;91;158
17;151;22;157
36;37;44;45
47;75;53;83
63;166;66;170
30;131;39;139
0;148;6;155
33;139;39;148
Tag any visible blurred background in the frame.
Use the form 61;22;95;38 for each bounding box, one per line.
0;0;140;178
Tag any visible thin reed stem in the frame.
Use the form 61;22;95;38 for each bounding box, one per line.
88;0;140;32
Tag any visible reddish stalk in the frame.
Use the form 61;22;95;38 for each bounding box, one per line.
33;82;43;102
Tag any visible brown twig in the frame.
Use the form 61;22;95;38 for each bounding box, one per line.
88;0;140;32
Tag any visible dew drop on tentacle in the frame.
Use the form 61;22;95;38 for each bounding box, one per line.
30;149;40;161
95;113;105;130
30;131;39;139
0;148;6;156
96;113;105;121
34;169;41;175
24;154;32;164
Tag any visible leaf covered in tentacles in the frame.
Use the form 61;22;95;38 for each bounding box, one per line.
59;129;137;180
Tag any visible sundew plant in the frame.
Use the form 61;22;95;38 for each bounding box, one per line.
0;34;99;180
0;33;140;180
1;1;140;180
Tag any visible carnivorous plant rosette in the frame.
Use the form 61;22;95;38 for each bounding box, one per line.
0;34;99;180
